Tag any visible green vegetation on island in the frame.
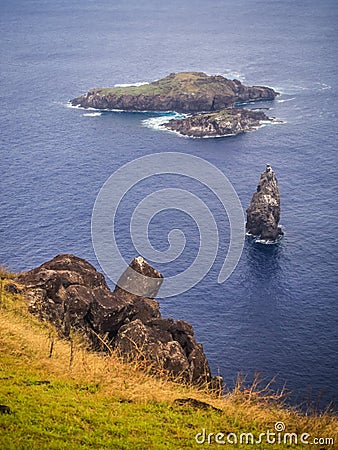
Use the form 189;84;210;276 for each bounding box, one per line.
97;72;246;97
70;72;278;137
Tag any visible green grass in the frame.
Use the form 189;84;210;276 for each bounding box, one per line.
0;277;337;449
94;72;236;97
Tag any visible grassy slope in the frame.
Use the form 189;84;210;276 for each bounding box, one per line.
96;72;236;97
0;278;337;450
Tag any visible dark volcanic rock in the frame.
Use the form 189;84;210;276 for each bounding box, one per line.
115;319;191;380
70;71;278;113
114;317;212;384
114;256;163;298
0;405;11;415
16;254;214;386
16;254;108;335
246;164;283;241
174;398;222;411
4;283;21;294
163;108;271;137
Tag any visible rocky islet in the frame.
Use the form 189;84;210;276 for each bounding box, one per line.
246;164;283;242
162;107;272;138
70;71;278;137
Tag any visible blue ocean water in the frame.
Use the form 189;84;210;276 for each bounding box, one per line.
1;0;337;410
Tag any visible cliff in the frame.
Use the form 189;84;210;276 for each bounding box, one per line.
246;164;283;241
70;71;278;113
14;254;218;387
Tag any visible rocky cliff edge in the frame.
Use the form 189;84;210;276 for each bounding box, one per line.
15;254;220;389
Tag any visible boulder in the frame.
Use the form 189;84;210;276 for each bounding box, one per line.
246;164;283;241
114;318;211;384
4;283;21;294
114;319;191;379
16;254;215;386
114;256;163;298
16;254;109;336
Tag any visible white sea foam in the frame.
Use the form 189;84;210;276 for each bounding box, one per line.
141;116;168;131
114;81;149;88
275;82;331;95
277;97;296;103
203;69;246;81
66;101;99;111
141;113;187;131
82;112;102;117
200;133;236;139
246;231;284;245
141;113;237;139
66;101;82;109
319;83;331;90
275;85;309;95
254;235;283;245
249;120;284;132
262;119;284;125
222;70;246;81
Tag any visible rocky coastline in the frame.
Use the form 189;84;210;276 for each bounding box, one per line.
70;71;278;138
13;254;221;389
162;107;272;138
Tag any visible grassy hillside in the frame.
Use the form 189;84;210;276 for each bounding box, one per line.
0;274;337;449
96;72;236;96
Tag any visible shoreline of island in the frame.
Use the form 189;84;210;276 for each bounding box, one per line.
70;71;280;138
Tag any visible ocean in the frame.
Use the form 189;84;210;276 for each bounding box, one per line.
1;0;337;411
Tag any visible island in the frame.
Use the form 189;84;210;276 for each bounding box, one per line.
70;71;279;138
162;107;271;138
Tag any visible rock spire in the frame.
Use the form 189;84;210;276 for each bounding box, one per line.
246;164;283;241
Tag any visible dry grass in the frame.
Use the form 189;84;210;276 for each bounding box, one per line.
0;276;337;449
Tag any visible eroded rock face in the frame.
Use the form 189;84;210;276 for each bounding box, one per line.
115;318;211;384
246;164;283;241
16;254;214;386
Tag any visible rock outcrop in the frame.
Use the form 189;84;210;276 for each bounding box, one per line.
163;108;271;137
16;254;214;386
114;255;163;298
246;164;283;241
70;72;278;113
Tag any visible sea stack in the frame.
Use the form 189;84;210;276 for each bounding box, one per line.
246;164;283;241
